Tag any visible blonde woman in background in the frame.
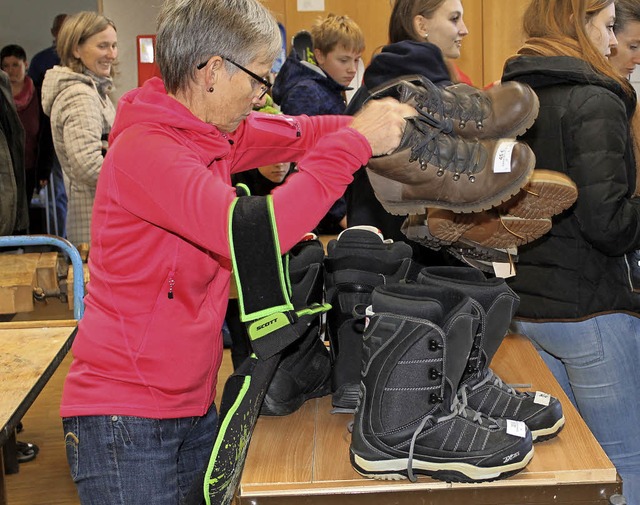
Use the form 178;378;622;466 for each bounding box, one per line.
42;11;117;247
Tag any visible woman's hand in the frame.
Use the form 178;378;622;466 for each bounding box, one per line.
350;97;416;156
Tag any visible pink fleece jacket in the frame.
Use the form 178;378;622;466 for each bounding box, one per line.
60;77;371;419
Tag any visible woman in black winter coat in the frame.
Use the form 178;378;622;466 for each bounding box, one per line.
502;0;640;500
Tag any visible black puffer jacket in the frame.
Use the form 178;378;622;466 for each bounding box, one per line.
502;55;640;320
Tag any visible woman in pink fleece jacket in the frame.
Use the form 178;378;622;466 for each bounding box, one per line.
59;0;412;503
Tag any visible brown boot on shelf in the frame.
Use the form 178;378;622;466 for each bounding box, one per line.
368;74;539;139
497;169;578;219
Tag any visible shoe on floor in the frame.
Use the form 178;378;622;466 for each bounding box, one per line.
16;441;39;463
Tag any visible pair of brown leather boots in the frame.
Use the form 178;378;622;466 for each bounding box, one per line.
364;76;577;269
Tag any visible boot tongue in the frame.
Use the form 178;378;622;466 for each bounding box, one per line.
371;284;445;321
417;267;519;367
442;297;478;404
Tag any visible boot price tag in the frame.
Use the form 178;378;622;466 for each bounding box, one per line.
493;141;518;173
364;305;374;330
506;419;527;438
534;391;551;406
492;261;516;278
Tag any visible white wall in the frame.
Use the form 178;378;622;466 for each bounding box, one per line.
101;0;159;102
631;67;640;97
0;0;98;67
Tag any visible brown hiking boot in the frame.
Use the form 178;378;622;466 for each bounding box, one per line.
401;213;520;271
369;75;539;139
497;169;578;219
427;208;552;249
366;133;536;214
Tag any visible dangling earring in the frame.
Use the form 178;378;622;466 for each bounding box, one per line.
424;33;429;41
208;87;214;93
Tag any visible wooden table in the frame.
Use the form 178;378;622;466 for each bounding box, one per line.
0;320;77;505
238;333;622;504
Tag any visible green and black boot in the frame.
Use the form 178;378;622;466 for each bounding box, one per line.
260;236;332;416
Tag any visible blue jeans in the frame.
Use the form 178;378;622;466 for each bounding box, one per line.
514;314;640;504
49;157;67;238
63;404;218;505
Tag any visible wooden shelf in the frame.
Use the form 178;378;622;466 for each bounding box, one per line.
238;334;621;504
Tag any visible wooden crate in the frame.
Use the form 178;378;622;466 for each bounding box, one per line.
0;253;59;314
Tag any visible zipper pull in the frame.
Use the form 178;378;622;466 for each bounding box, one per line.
168;277;175;299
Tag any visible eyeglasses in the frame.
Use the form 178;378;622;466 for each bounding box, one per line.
197;56;272;99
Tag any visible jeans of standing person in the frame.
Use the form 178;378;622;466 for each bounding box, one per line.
49;156;67;238
62;403;218;505
514;314;640;504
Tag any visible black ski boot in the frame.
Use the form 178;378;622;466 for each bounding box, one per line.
350;283;534;482
260;237;331;416
324;226;413;410
417;266;565;441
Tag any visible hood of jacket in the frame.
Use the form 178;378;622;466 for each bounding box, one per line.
503;55;636;112
344;40;452;116
41;65;114;116
110;77;233;164
363;40;452;90
272;54;348;105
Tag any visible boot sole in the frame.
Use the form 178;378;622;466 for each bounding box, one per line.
350;446;534;483
332;383;360;410
428;213;551;249
497;169;578;219
401;214;450;249
532;415;565;442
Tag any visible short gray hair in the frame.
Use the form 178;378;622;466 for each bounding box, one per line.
156;0;281;94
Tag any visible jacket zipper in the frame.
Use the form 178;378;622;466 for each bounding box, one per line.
167;245;179;299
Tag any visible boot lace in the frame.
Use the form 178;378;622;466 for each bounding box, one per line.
406;384;499;482
406;108;485;182
464;367;521;396
401;78;490;131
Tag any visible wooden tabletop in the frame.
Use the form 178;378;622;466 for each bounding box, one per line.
238;333;620;504
0;321;77;447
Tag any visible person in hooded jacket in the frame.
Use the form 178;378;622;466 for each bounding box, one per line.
57;0;413;502
42;11;117;247
1;44;47;221
0;69;28;236
344;0;468;263
272;13;365;234
502;0;640;499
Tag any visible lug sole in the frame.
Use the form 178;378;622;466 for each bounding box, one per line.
350;446;534;483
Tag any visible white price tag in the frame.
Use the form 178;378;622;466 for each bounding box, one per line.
506;419;527;438
534;391;551;406
493;140;518;173
364;305;374;330
493;261;516;278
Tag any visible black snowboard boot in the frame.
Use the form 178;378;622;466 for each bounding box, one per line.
417;266;565;441
260;237;331;416
324;226;414;410
350;283;534;483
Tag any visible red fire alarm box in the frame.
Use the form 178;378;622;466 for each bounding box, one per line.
136;34;162;87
